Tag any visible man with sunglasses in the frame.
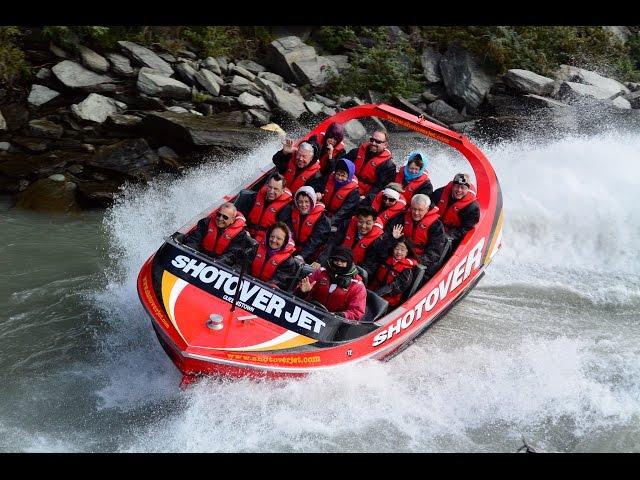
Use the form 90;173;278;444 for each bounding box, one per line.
431;173;480;249
365;182;407;228
183;202;255;267
343;129;396;203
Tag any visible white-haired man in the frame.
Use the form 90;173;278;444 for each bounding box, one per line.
272;139;324;193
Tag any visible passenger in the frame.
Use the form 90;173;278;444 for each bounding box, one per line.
282;186;331;263
431;173;480;247
365;182;407;227
369;236;416;308
248;222;297;290
307;122;345;181
242;173;293;244
343;129;395;202
387;194;446;277
272;140;323;193
296;246;366;323
320;158;360;233
315;205;391;279
182;202;253;266
394;150;433;202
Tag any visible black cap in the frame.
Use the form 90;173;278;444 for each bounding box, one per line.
330;246;353;263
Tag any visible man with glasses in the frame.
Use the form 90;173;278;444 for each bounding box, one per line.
343;129;396;203
183;202;255;267
365;182;407;227
241;173;293;244
431;173;480;249
388;194;447;277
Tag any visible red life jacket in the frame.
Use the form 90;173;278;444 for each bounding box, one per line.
323;174;359;215
341;216;384;264
371;191;407;227
370;256;416;307
250;239;295;282
291;202;325;245
394;169;431;202
353;142;392;195
402;208;440;256
283;153;321;194
310;268;364;313
201;211;247;256
247;185;292;243
314;132;345;174
437;181;477;227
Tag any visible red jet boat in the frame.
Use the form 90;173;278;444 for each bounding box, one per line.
137;104;503;383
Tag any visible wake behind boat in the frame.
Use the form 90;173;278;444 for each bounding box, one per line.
137;104;503;383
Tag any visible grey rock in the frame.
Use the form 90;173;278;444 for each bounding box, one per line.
344;119;367;142
611;96;631;109
426;99;466;124
0;110;6;131
523;94;571;109
321;106;337;117
12;136;50;152
237;92;269;110
35;68;52;81
232;65;257;82
259;78;307;119
71;93;128;123
420;46;442;84
504;69;555;96
292;57;338;88
106;53;135;77
27;119;64;139
559;81;615;102
228;75;262;96
49;43;68;58
257;71;285;87
626;82;640;92
215;56;228;73
118;41;174;76
0;142;10;151
313;94;337;107
247;108;271;126
178;49;197;59
304;100;324;116
324;55;350;71
194;69;222;96
157;145;179;161
106;114;143;128
1;103;29;131
175;62;199;86
421;91;439;103
88;138;160;176
158;52;176;63
555;64;629;97
622;90;640;108
602;26;632;44
202;57;221;75
137;67;191;99
265;36;317;84
78;45;109;73
236;59;266;74
52;60;114;88
440;45;494;113
167;106;189;113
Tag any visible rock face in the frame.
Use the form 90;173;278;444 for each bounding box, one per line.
556;64;630;97
292;57;338;88
87;138;159;175
265;36;317;84
71;93;127;123
258;78;307;118
118;41;174;76
420;46;443;84
16;177;79;212
504;69;555;96
51;60;114;88
440;45;494;113
142;111;274;150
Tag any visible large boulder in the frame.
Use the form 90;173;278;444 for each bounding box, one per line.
258;78;307;119
426;99;466;124
105;53;135;77
78;45;109;73
265;36;317;84
439;44;494;113
117;41;174;76
420;46;443;84
16;176;79;212
137;68;191;99
292;57;338;88
555;64;629;97
71;93;127;123
27;84;61;107
87;138;159;176
51;60;114;88
175;62;199;86
194;69;221;96
503;69;555;96
237;92;269;110
142;111;274;150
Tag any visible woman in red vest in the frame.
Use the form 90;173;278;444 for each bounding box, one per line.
320;158;360;233
394;150;433;202
249;222;298;290
369;233;416;308
307;122;346;181
283;186;331;263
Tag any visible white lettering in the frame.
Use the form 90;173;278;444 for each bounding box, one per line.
214;270;233;290
223;275;238;296
265;294;286;318
199;265;219;283
372;331;387;347
252;288;272;310
450;257;467;291
464;237;485;279
285;305;301;324
240;281;261;303
184;259;206;277
413;297;427;320
400;310;415;329
438;269;454;299
171;255;189;269
425;287;439;312
387;319;402;340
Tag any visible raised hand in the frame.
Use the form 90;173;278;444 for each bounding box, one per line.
327;143;334;158
392;224;404;239
299;276;316;293
310;262;321;270
282;138;294;154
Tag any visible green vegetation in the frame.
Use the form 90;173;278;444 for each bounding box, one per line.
421;26;640;82
319;27;423;100
0;27;30;86
192;90;213;103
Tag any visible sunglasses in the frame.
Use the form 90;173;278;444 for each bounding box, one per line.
382;196;397;203
216;212;230;221
369;137;386;145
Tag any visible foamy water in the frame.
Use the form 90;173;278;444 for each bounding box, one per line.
2;128;639;452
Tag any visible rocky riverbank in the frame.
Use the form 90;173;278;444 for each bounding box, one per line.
2;27;640;212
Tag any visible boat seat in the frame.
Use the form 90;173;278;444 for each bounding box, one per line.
361;289;389;323
404;263;427;300
233;189;256;217
355;265;369;285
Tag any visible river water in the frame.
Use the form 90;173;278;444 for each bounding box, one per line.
1;130;639;453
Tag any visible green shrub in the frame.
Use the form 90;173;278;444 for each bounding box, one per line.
0;27;30;86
